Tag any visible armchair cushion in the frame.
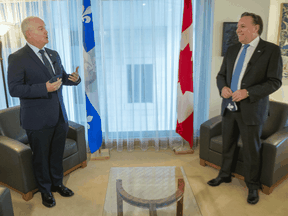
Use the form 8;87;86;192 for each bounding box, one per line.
210;135;225;153
210;135;244;162
63;138;78;158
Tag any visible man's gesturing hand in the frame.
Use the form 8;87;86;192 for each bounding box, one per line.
46;78;62;92
68;66;79;82
232;89;248;102
221;86;233;99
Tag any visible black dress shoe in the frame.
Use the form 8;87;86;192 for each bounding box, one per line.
207;176;232;186
51;185;74;197
247;189;259;204
41;192;56;208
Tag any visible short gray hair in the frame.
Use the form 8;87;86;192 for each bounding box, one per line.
21;16;42;38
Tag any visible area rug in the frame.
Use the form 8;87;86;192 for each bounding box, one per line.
102;166;202;216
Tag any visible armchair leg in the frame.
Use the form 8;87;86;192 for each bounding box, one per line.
1;182;37;201
22;191;34;201
262;185;273;195
200;158;206;167
81;160;87;168
22;188;38;201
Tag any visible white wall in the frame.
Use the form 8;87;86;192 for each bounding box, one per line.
267;0;288;102
267;0;288;44
209;0;271;119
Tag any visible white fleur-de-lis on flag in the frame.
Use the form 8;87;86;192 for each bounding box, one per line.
87;115;93;129
82;6;92;23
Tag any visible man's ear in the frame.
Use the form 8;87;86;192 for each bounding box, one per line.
25;30;31;39
255;24;260;34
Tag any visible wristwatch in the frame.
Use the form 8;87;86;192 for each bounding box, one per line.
246;90;249;97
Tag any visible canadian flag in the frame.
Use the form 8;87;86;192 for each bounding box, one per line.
176;0;194;148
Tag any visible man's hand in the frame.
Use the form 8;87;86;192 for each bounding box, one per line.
68;66;79;82
46;78;62;92
221;86;233;99
232;89;248;102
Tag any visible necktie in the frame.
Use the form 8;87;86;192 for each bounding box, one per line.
231;44;250;92
226;44;250;111
39;49;55;77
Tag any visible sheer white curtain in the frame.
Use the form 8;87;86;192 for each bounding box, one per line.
0;0;87;131
193;0;214;142
0;0;188;152
91;0;186;151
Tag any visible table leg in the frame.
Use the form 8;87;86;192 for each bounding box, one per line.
177;178;184;216
177;197;183;216
149;203;157;216
117;182;123;216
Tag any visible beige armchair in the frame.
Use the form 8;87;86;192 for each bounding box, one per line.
0;105;87;201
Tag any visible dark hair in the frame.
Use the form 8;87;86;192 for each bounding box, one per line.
241;12;263;36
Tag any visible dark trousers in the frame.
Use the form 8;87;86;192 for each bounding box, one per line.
218;109;263;190
26;109;68;193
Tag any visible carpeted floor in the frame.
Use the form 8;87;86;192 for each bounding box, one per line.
10;147;288;216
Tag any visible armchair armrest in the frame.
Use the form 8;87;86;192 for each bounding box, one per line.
0;136;36;194
200;115;222;161
67;121;87;163
0;186;14;216
261;127;288;187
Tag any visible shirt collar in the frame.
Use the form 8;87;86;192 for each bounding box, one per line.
242;36;260;48
26;42;45;54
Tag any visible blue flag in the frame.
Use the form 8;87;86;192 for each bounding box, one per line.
82;0;102;153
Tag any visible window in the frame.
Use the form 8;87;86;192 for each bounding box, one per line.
127;64;153;103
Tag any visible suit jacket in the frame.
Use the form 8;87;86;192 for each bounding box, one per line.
8;44;81;130
216;38;282;125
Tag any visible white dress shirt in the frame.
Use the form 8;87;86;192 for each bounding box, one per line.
27;42;55;74
233;36;260;90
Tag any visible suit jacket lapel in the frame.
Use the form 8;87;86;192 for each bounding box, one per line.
24;44;53;79
228;43;242;84
243;38;266;77
45;48;59;75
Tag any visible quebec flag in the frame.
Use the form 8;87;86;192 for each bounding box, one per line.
82;0;102;153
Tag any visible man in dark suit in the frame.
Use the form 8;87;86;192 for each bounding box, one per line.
207;12;282;204
8;16;81;208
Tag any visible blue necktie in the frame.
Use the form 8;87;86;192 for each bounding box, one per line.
227;44;250;111
39;49;55;77
231;44;250;92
